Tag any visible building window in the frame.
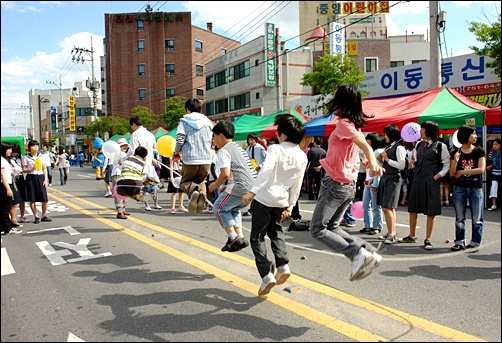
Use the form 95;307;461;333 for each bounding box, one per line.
214;70;227;87
256;92;260;100
390;61;405;68
255;59;259;66
350;31;357;38
206;102;215;116
206;75;214;90
360;31;367;38
230;92;250;111
412;59;427;64
365;58;378;72
215;98;228;114
139;89;146;101
196;64;203;76
379;16;382;23
137;20;144;31
166;88;175;98
196;88;204;100
138;40;145;52
228;60;250;82
138;64;145;76
221;48;227;55
166;64;175;76
370;31;376;38
195;40;203;52
165;39;174;51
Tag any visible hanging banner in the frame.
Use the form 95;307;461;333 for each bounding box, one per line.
264;22;276;87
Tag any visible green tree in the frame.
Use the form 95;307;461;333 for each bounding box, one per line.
131;105;157;127
300;54;366;102
468;13;501;79
159;96;187;131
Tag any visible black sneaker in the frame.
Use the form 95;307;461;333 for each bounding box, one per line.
221;237;242;252
424;239;433;250
450;244;465;251
359;227;372;233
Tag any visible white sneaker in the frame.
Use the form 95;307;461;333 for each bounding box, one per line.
487;205;497;211
188;191;199;213
275;264;291;285
153;205;162;209
145;206;152;211
350;247;374;281
105;192;113;198
352;251;383;281
171;207;176;214
258;272;277;296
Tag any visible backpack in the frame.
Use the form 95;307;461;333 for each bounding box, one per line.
288;220;311;232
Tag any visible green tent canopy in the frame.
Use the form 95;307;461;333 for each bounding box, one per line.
108;133;122;141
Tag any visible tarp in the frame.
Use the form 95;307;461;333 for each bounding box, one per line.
485;106;501;126
305;86;490;137
150;127;168;140
234;108;310;141
108;133;122;141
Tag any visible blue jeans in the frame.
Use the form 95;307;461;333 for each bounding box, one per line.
59;167;67;185
343;202;356;224
362;185;383;230
213;191;247;229
310;176;377;260
452;186;484;247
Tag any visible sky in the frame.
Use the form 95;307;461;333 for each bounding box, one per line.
1;1;500;137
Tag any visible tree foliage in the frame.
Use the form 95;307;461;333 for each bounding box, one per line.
468;13;501;79
300;54;366;100
159;96;187;131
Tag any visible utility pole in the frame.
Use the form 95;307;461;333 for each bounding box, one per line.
429;1;442;89
71;37;99;123
20;104;30;141
46;75;64;146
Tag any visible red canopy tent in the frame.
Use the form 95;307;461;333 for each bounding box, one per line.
485;106;501;126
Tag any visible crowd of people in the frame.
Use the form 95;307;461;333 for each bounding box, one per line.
1;91;500;296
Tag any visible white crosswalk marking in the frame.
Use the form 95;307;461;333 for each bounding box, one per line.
1;247;15;276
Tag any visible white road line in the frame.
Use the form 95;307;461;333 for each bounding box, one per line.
67;332;85;342
1;247;15;276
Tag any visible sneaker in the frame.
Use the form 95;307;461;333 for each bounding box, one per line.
123;211;130;216
153;205;162;209
379;233;391;241
11;221;23;228
178;206;188;212
105;192;113;198
367;229;381;235
41;216;52;222
258;272;277;296
238;237;249;251
450;244;465;251
145;206;152;211
242;211;251;217
442;201;450;206
221;236;242;252
19;216;29;223
340;220;356;227
384;235;397;244
465;244;479;252
399;235;417;243
487;205;497;211
353;251;383;281
424;239;433;250
359;227;372;233
275;264;291;285
196;193;206;213
33;217;41;224
350;247;374;281
188;190;199;213
116;213;127;219
171;207;177;214
9;228;23;234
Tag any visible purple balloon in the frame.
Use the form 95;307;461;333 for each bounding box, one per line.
401;122;421;142
350;201;364;219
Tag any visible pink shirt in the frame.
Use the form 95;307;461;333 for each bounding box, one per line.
320;118;361;183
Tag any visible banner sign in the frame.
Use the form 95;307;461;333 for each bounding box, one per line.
264;23;276;87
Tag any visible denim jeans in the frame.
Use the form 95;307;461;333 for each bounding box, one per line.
59;167;67;185
343;202;356;224
311;175;377;260
452;186;484;247
362;185;383;230
213;191;247;229
46;165;53;185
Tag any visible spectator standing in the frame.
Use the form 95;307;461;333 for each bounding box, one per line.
449;125;486;251
168;153;187;214
78;151;85;168
359;132;385;235
103;154;114;197
306;137;326;200
377;124;406;244
22;140;51;224
1;142;22;234
174;98;213;213
55;146;69;186
399;121;450;250
486;138;501;211
10;144;28;223
40;144;54;186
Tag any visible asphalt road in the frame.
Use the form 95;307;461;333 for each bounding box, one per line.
1;165;501;342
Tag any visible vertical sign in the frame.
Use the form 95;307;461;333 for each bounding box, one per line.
69;96;76;131
50;106;57;132
330;22;345;55
264;23;276;87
